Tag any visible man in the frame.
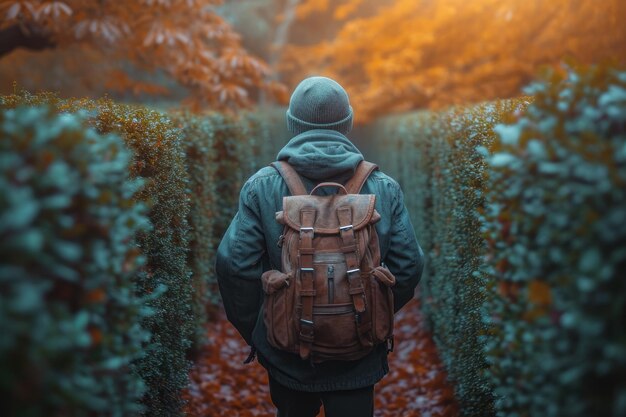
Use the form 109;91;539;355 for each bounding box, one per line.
216;76;424;417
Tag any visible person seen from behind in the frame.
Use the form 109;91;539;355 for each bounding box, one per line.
216;76;424;417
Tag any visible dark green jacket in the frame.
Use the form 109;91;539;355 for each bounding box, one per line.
216;129;424;392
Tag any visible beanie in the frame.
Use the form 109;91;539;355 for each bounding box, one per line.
286;76;353;135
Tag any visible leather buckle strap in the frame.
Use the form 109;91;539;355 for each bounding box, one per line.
299;332;314;344
336;205;373;347
341;245;358;253
298;208;316;360
349;287;366;296
299;320;315;358
337;206;367;314
299;209;316;277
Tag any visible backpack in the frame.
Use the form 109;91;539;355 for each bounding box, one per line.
261;160;396;363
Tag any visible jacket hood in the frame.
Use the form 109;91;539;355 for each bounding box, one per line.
276;129;363;182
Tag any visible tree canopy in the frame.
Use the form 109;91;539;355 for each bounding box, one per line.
0;0;285;109
1;0;624;119
279;0;626;121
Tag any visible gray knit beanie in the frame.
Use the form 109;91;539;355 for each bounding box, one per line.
286;76;353;135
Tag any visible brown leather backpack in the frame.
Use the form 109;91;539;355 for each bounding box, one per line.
261;160;396;363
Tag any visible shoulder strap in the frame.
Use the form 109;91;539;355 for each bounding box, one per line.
345;161;379;194
270;161;307;196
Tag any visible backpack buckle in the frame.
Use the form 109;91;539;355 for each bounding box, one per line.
300;227;314;232
339;224;353;231
300;318;314;326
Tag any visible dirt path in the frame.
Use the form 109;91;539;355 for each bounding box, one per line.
184;298;460;417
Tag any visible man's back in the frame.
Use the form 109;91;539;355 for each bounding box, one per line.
215;76;424;417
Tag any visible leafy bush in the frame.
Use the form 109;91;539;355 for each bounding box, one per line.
0;106;152;416
368;63;626;417
174;108;288;321
1;93;193;416
0;92;290;415
482;64;626;417
170;113;220;348
91;101;193;417
370;99;528;416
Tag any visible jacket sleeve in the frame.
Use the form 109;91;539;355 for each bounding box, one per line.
215;179;266;345
384;181;425;312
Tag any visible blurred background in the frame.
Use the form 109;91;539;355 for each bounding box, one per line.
1;0;625;121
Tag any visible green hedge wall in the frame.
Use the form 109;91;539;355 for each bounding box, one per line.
0;106;152;416
371;99;529;416
207;109;289;251
1;93;193;415
482;65;626;417
172;109;288;343
368;64;625;417
0;92;289;416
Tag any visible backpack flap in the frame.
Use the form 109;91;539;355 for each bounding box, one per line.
277;194;379;233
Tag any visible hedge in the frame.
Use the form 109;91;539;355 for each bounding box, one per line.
482;64;626;417
367;63;625;417
370;99;528;416
172;109;288;344
0;106;152;416
1;92;193;415
208;109;289;250
0;92;289;416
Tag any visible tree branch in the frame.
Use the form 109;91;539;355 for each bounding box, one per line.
270;0;301;72
0;23;55;58
258;0;300;104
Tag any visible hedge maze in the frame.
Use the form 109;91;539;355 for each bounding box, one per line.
1;64;624;416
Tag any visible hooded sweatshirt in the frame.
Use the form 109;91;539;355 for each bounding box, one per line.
276;129;364;182
216;129;424;392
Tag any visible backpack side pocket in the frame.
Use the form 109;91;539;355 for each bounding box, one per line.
262;270;292;349
370;266;395;345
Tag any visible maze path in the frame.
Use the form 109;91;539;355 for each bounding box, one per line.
184;297;459;417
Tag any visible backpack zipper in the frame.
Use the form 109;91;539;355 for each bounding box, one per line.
327;265;335;303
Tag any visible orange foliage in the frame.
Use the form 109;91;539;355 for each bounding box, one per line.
281;0;626;122
0;0;286;109
296;0;365;21
527;280;552;306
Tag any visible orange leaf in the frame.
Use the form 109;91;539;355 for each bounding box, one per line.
528;279;552;306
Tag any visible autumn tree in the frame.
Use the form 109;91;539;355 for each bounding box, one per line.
279;0;626;122
3;0;624;119
218;0;392;105
221;0;392;76
0;0;286;109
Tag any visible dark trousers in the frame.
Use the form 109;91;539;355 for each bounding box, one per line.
268;375;374;417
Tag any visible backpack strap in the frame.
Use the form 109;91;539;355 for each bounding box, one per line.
345;161;378;194
270;161;307;196
298;208;317;360
337;206;373;349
